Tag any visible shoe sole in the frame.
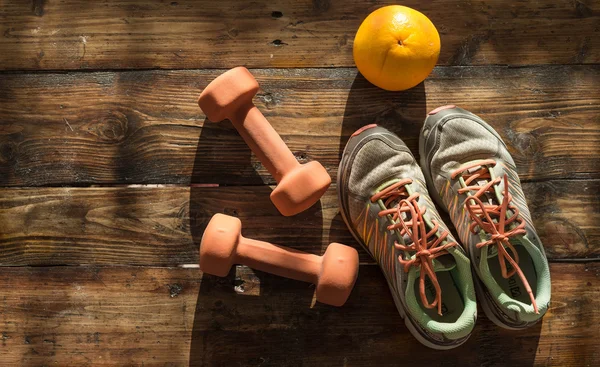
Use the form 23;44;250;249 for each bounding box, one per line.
418;107;538;330
337;125;471;350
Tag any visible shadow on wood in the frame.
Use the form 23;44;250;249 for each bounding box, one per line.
189;115;333;366
188;117;327;249
187;265;546;366
191;118;265;186
1;264;595;365
339;73;427;163
187;200;328;366
327;212;362;255
189;268;318;367
188;115;273;264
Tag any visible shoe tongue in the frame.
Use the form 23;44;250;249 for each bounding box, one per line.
379;179;412;213
466;184;526;261
412;252;456;275
485;238;523;259
386;197;403;213
433;253;457;272
393;194;456;274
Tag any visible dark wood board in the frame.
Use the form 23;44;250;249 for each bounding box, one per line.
0;182;597;267
1;1;599;365
0;263;597;366
0;0;598;70
1;66;598;186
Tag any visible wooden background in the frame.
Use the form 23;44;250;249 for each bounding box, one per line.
0;0;598;365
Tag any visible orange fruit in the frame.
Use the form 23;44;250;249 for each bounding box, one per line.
353;6;440;91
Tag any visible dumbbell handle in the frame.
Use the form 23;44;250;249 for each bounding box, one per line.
232;102;300;182
236;236;321;284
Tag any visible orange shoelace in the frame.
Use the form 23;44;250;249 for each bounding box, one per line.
371;179;457;316
451;159;538;313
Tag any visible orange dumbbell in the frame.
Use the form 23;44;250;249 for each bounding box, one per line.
198;67;331;216
200;214;359;306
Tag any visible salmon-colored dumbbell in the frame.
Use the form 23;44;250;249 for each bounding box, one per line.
200;214;359;306
198;67;331;216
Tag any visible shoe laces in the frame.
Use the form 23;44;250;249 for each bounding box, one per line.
451;159;538;313
371;179;457;316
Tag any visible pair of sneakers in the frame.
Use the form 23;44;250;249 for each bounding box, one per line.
337;106;551;349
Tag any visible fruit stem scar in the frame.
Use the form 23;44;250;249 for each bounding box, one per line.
397;40;403;45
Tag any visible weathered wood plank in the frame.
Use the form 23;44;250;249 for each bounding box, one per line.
0;263;597;366
0;66;598;186
0;0;598;70
0;181;597;266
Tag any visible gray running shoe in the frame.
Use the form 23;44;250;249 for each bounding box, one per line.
419;105;551;329
338;124;477;349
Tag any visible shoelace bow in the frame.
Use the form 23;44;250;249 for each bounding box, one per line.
371;179;457;316
451;159;538;313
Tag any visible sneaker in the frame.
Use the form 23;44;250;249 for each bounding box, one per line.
419;105;551;329
338;125;477;349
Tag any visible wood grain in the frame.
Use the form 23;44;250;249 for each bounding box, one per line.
0;263;597;366
0;181;596;267
0;0;598;70
0;66;598;186
1;2;598;365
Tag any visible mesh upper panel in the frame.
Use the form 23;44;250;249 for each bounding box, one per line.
348;139;416;196
430;117;513;191
347;138;418;221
